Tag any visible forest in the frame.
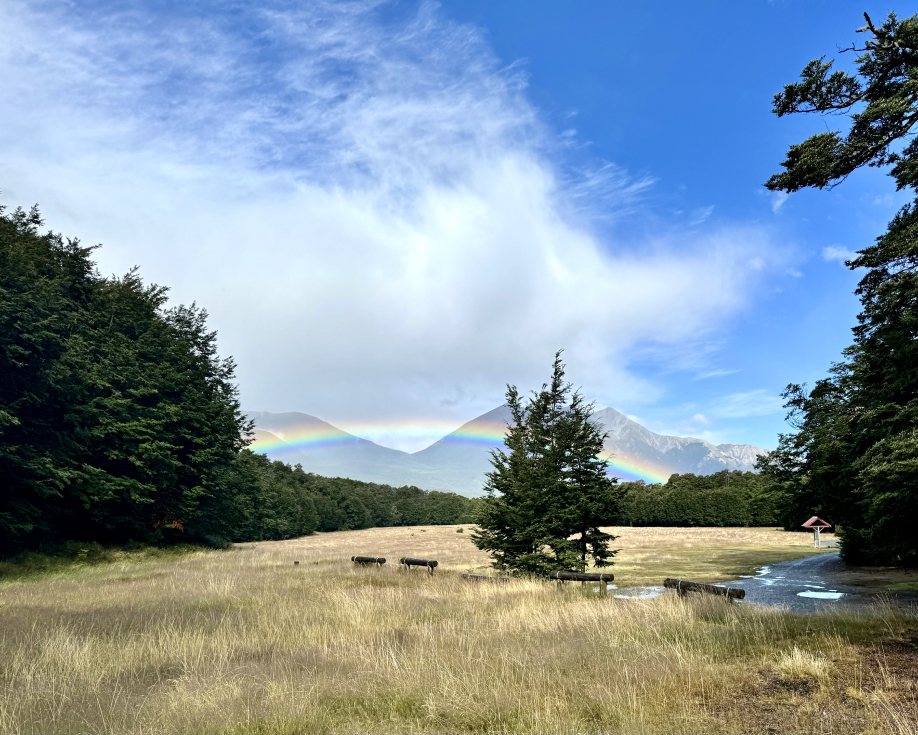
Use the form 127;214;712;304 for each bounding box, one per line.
0;204;475;554
618;471;781;528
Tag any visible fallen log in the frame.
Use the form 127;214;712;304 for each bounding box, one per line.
462;573;510;582
351;555;386;565
399;557;438;573
664;578;745;600
547;571;614;583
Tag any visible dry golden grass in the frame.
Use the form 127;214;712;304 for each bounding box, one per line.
262;524;835;585
0;527;913;735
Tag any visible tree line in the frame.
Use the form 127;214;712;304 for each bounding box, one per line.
224;450;478;545
0;204;475;554
618;471;781;528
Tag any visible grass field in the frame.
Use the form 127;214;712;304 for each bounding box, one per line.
0;527;915;734
261;524;836;585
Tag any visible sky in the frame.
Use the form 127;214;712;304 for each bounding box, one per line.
0;0;907;452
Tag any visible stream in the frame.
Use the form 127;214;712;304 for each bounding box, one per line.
608;552;918;612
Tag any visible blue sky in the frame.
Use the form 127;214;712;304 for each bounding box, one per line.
0;0;905;451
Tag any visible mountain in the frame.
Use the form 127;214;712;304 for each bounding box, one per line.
246;411;455;490
590;407;766;482
247;407;767;496
411;405;512;488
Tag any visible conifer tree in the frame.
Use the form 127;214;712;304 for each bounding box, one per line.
472;353;622;574
759;11;918;563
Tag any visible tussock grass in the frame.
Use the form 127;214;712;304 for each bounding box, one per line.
0;527;913;734
0;541;200;586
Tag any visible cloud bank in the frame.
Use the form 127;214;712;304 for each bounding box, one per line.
1;0;781;451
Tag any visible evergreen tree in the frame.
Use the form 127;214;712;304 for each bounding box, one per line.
759;11;918;564
0;204;250;550
472;353;622;574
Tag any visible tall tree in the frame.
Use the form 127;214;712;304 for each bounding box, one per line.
759;12;918;564
0;204;250;550
472;353;622;574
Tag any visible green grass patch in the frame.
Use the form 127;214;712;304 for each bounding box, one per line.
612;545;833;586
887;581;918;592
0;541;205;586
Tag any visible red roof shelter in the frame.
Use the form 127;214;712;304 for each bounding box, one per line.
801;516;832;547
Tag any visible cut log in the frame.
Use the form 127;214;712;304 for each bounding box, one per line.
399;557;438;568
351;556;386;565
462;573;510;582
664;578;745;600
547;571;614;582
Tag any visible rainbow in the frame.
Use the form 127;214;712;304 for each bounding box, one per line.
250;420;672;485
601;458;671;485
250;427;363;454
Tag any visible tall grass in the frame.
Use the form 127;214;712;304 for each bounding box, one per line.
0;529;913;734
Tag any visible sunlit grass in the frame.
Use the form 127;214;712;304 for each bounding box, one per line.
0;527;913;734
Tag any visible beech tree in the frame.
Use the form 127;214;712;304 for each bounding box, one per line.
759;11;918;564
472;353;622;574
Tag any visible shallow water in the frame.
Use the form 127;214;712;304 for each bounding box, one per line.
797;590;845;600
729;552;917;611
613;585;664;599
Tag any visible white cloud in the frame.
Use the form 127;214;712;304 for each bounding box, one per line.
689;205;714;225
771;191;788;213
0;0;783;451
822;245;857;263
695;369;740;380
710;390;784;419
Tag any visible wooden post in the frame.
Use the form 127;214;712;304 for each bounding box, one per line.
546;571;614;583
351;555;386;567
663;578;745;601
399;557;438;574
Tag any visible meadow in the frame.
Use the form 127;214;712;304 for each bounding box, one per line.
0;526;915;734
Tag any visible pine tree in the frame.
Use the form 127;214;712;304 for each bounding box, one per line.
472;353;622;574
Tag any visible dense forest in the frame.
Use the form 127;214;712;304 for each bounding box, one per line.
223;451;479;545
0;204;475;554
618;471;781;528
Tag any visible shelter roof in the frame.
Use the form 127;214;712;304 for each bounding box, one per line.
802;516;832;529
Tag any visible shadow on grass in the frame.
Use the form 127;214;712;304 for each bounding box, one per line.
0;541;208;584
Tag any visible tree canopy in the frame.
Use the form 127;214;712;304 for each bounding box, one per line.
759;12;918;564
472;353;622;574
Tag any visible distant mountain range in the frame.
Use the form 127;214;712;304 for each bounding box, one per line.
247;406;767;497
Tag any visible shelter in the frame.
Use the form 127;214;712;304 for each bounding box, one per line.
802;516;832;547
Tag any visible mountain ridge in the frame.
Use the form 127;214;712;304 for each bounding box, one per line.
247;406;767;496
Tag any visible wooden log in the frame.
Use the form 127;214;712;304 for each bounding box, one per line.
664;578;745;600
462;573;510;582
547;571;614;582
399;557;438;568
351;555;386;565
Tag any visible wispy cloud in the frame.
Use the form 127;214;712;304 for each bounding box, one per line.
822;245;857;263
695;369;740;380
0;0;783;451
771;191;788;213
710;390;784;419
689;205;714;225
